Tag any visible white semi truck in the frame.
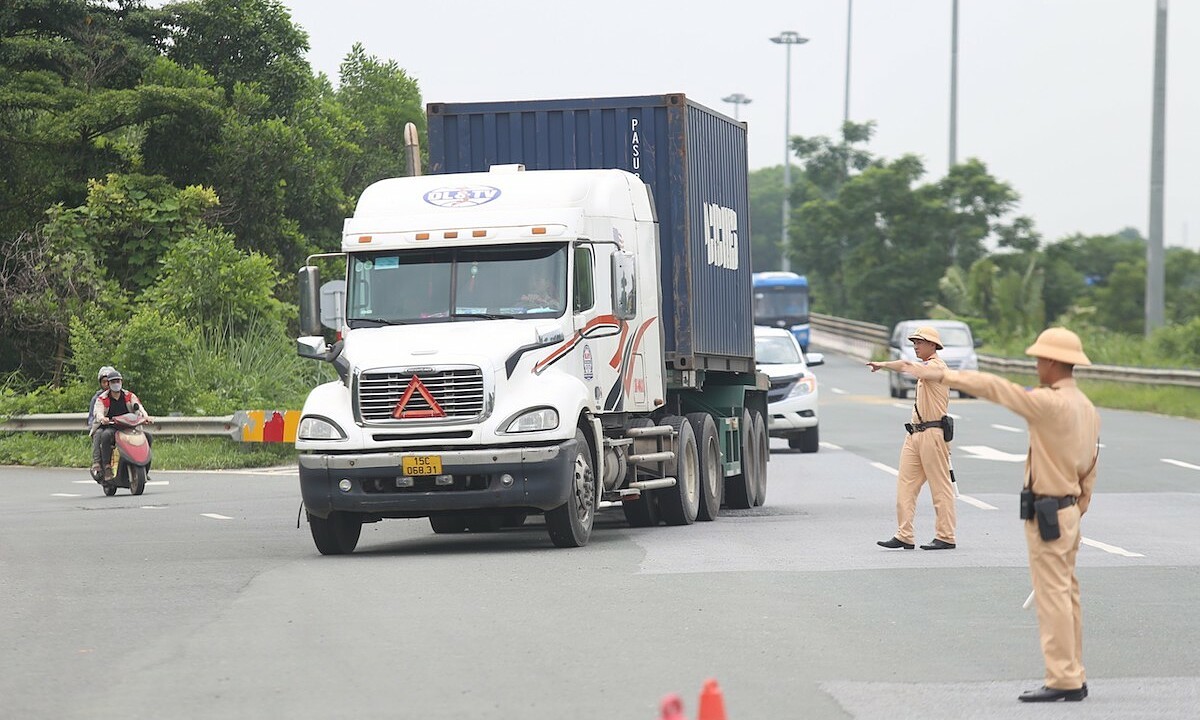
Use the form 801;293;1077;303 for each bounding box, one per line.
294;95;768;553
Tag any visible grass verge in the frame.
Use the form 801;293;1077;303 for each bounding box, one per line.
0;433;296;471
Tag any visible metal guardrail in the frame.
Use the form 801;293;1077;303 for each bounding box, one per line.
0;413;241;436
810;312;1200;388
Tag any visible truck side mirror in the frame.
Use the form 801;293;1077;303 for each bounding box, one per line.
888;339;900;349
298;266;322;337
611;252;637;321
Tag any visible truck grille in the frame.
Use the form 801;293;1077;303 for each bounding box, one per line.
357;367;485;423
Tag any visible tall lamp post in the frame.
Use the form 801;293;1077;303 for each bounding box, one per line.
771;30;808;273
721;93;752;120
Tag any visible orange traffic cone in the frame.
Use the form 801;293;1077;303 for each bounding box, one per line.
697;678;727;720
659;693;687;720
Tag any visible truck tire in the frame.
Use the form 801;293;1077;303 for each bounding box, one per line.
655;415;700;526
621;418;660;528
724;409;758;509
687;412;722;521
429;514;469;534
751;412;769;506
545;429;597;548
309;511;362;555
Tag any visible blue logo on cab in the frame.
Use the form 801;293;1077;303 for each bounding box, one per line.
423;185;501;208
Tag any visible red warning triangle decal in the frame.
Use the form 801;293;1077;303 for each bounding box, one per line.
391;375;446;419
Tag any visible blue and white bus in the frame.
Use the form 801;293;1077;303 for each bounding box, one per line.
752;271;811;351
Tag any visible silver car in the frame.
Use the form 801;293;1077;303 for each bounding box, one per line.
887;320;981;399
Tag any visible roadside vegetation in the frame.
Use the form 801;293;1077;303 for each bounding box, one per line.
0;433;295;470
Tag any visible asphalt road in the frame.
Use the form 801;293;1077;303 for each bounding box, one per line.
2;351;1198;719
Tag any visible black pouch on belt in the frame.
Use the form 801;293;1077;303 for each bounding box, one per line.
940;415;954;442
1034;497;1061;541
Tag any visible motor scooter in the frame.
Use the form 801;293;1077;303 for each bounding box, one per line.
91;408;152;496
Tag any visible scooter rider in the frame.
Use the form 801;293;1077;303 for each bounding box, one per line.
92;370;152;482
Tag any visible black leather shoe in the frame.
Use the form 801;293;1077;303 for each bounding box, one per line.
877;537;915;550
920;538;956;550
1018;685;1086;702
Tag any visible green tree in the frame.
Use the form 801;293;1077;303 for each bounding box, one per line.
335;42;425;188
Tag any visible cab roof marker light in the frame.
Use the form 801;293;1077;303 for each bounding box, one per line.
444;231;458;239
415;232;430;240
358;235;373;243
472;230;487;238
532;227;547;235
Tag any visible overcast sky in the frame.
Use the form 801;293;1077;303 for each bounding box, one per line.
279;0;1196;249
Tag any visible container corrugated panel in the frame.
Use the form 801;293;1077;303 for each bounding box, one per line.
426;94;753;368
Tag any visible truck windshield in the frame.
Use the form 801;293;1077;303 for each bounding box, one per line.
346;244;568;327
754;287;809;325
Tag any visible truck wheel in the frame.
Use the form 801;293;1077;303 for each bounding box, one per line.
129;465;146;496
309;511;362;555
751;412;769;506
724;409;758;509
429;514;469;534
621;418;659;527
687;412;722;521
545;429;596;548
655;415;700;526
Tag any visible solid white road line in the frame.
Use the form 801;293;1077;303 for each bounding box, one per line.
831;387;847;395
51;493;82;498
1082;537;1144;558
991;424;1023;433
957;494;998;510
958;445;1026;462
871;462;899;476
819;441;843;450
201;513;233;520
1163;458;1200;472
145;480;169;486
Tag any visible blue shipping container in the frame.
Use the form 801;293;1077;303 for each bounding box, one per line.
426;93;753;371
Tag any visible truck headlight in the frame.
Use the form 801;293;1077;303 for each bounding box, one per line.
504;407;559;433
788;377;816;398
298;416;347;440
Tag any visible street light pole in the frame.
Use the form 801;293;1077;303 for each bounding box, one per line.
1146;0;1168;333
771;30;809;273
721;93;752;121
949;0;959;169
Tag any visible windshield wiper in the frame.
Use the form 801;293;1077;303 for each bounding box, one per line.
347;317;407;328
451;312;519;321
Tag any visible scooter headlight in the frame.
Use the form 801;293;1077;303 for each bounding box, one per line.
298;416;347;440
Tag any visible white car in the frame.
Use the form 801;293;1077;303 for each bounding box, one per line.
754;326;824;453
887;319;981;399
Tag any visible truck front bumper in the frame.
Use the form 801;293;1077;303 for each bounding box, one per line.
299;439;576;519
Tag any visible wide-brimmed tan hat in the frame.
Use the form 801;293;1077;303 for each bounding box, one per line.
1025;327;1091;366
908;326;943;350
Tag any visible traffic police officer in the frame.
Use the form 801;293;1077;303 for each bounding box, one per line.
899;327;1101;702
866;326;957;551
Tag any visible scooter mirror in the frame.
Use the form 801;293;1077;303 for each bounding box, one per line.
131;402;140;412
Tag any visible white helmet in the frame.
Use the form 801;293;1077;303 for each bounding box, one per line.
98;365;116;382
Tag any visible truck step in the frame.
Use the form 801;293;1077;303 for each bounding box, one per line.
628;451;675;464
626;425;674;438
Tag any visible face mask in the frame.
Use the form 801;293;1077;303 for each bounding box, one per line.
109;383;122;394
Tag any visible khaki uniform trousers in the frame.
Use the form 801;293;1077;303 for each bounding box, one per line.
894;429;955;545
1025;504;1085;689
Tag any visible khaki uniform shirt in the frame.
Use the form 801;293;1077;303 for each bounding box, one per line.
911;356;950;425
943;372;1101;513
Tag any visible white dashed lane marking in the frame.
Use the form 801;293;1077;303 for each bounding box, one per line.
871;462;899;476
141;505;167;510
991;424;1023;433
201;513;233;520
51;493;82;498
1082;537;1145;558
830;387;847;395
145;480;169;486
1162;458;1200;472
819;441;842;450
957;495;998;510
958;445;1025;463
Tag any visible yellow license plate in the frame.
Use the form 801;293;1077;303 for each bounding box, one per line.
402;455;442;476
